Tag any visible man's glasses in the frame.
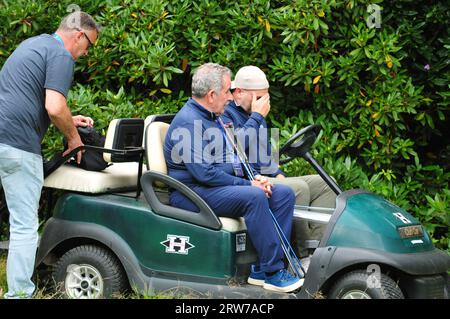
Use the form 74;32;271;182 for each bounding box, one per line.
76;28;94;49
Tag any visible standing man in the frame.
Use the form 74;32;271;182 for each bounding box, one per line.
164;63;303;293
221;66;336;257
0;11;100;298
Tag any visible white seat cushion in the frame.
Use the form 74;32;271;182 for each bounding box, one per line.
44;162;146;193
219;217;247;232
103;119;119;163
146;121;169;174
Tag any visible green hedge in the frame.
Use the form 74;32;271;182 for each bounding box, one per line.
0;0;448;251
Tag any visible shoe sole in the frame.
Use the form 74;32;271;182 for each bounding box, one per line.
247;277;265;286
263;278;304;293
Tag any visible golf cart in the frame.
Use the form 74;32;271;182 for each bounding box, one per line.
2;114;449;299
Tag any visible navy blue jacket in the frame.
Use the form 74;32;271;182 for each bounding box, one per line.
222;101;284;177
164;98;253;187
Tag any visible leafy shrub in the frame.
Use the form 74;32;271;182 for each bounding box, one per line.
0;0;448;251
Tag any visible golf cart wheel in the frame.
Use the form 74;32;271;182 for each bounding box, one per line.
328;270;404;299
53;245;128;299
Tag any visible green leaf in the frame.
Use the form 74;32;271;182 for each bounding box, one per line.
313;18;319;31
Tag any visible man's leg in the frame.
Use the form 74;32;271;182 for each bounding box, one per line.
298;174;336;208
0;144;43;299
269;175;336;257
268;177;310;206
171;185;291;273
297;174;336;242
267;184;296;246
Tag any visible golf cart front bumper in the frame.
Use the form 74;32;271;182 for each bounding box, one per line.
300;246;450;299
399;272;449;299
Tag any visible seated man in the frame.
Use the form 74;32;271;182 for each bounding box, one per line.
221;66;337;256
163;63;302;293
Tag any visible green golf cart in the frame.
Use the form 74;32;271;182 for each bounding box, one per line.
3;115;448;299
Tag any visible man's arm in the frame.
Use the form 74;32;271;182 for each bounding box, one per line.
45;89;83;163
72;115;94;127
222;95;270;149
182;121;251;187
222;102;282;178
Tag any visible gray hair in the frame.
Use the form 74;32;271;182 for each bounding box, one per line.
57;11;101;33
191;63;231;98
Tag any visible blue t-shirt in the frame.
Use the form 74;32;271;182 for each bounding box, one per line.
0;34;75;154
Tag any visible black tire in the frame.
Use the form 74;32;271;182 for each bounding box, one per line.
328;270;404;299
52;245;128;299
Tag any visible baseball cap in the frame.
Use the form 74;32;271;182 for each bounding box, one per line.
231;66;269;90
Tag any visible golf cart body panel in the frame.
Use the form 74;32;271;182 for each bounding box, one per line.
295;189;450;298
39;193;250;279
322;190;434;253
36;189;450;299
300;245;450;299
36;193;298;298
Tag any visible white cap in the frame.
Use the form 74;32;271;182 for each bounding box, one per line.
231;66;269;90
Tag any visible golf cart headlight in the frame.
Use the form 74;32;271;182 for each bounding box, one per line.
398;225;423;238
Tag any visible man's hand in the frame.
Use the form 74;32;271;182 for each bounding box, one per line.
275;174;286;179
251;93;270;118
252;175;273;198
72;115;94;127
63;134;84;164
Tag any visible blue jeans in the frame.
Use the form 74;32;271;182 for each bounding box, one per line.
0;143;43;298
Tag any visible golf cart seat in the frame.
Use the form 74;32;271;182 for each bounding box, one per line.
44;119;145;193
142;118;247;232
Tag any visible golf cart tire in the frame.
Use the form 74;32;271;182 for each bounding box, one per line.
328;270;404;299
52;244;128;299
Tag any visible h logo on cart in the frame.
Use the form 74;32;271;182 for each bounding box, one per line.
161;235;195;255
393;212;411;224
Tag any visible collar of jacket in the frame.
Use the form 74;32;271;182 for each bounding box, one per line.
187;97;218;121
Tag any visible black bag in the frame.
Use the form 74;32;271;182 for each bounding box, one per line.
64;126;110;171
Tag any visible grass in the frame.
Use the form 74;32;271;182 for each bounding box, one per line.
0;250;6;298
0;250;62;299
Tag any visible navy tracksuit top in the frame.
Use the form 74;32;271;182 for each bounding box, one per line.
164;97;253;187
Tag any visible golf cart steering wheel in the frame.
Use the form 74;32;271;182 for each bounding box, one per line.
279;124;321;165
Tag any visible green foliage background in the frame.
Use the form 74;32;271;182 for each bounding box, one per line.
0;0;448;251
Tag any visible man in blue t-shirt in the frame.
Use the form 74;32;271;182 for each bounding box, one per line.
221;66;337;257
0;11;100;298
